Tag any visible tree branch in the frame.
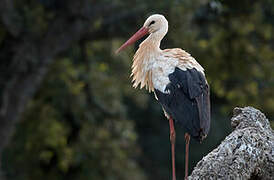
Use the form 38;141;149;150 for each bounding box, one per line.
189;107;274;180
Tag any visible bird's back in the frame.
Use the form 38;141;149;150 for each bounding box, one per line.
153;48;210;142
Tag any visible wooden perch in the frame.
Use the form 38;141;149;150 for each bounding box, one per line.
188;107;274;180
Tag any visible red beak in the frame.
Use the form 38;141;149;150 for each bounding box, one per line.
116;27;149;54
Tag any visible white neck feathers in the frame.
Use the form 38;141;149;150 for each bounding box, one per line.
131;24;168;92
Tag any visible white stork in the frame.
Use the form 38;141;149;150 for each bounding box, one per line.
116;14;210;180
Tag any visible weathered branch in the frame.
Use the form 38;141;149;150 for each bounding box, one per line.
189;107;274;180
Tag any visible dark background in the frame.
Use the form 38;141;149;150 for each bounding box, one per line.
0;0;273;180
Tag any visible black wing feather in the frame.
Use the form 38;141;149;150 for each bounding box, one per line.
155;67;210;141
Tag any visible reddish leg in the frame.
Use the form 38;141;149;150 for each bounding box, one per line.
184;133;191;180
169;117;176;180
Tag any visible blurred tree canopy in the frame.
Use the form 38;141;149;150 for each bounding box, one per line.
0;0;273;180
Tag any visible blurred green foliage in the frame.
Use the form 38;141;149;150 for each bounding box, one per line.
3;45;146;180
1;0;274;180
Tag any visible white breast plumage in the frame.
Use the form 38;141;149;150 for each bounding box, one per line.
151;55;178;93
131;38;205;94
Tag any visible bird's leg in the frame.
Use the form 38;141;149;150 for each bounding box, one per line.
184;133;191;180
168;117;176;180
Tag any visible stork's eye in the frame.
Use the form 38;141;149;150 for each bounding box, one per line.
149;20;155;26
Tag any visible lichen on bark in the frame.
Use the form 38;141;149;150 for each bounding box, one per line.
189;107;274;180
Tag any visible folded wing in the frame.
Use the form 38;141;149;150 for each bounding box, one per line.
155;67;210;141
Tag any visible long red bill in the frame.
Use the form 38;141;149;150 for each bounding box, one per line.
115;27;149;54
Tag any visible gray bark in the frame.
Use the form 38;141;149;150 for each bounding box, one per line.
189;107;274;180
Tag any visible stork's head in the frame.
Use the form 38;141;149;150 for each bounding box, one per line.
116;14;168;54
143;14;168;34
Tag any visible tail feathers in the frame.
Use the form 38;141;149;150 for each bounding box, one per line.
195;84;210;142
